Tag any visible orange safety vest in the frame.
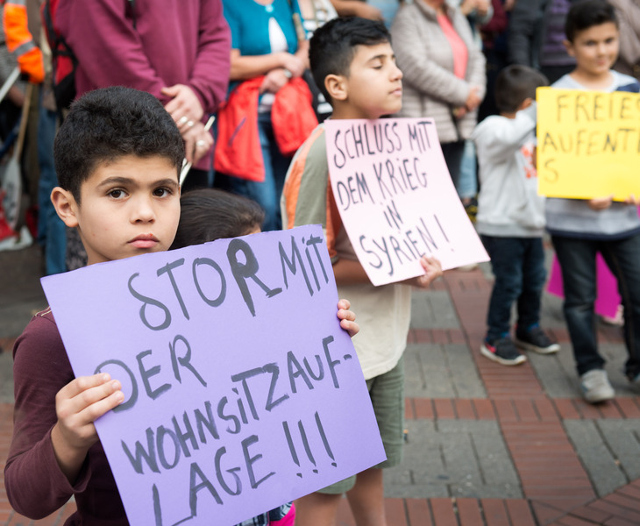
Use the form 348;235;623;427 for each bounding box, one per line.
2;0;44;83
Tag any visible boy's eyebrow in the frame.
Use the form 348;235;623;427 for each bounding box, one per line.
366;53;395;64
96;176;180;188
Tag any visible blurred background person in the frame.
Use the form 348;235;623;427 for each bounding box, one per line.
609;0;640;79
215;0;312;231
391;0;486;190
508;0;576;84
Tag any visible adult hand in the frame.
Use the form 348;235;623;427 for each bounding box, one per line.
182;121;213;165
279;52;306;78
459;0;478;16
465;86;482;112
452;106;468;119
353;2;384;20
162;84;204;133
337;298;359;338
260;69;290;94
475;0;490;17
588;195;614;210
52;373;123;482
403;255;443;288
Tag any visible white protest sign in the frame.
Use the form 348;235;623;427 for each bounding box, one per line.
324;118;488;286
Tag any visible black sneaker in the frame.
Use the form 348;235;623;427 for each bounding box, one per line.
515;326;560;354
480;338;527;366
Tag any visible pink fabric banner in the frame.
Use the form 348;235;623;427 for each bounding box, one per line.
547;254;621;319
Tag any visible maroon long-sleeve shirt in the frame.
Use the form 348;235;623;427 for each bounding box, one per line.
56;0;231;169
5;309;128;524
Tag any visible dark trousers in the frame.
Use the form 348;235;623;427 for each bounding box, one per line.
482;235;546;341
552;233;640;378
441;140;465;190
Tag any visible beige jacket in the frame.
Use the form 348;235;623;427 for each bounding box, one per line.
610;0;640;79
391;0;486;143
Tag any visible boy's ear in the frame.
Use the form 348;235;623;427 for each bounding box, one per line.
50;187;79;228
563;39;575;57
519;97;534;111
325;74;348;102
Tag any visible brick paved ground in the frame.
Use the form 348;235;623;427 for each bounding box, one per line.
1;246;640;525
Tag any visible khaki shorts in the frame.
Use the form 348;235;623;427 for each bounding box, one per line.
318;356;405;495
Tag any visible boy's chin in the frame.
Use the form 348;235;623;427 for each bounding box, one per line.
372;106;402;120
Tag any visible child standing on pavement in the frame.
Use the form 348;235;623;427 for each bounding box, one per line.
281;16;443;526
472;64;559;366
547;0;640;403
4;88;358;525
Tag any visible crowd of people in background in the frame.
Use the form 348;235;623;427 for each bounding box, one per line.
2;0;640;524
1;0;638;257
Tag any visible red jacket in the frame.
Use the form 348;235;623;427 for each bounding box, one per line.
215;76;318;182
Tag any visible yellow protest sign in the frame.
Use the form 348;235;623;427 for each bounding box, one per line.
536;87;640;200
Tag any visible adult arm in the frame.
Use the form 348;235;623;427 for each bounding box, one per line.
229;49;306;81
464;13;487;101
182;0;231;114
329;0;384;19
391;7;471;107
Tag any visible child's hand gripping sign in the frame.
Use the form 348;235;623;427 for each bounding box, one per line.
536;87;640;201
324;118;488;286
42;225;385;526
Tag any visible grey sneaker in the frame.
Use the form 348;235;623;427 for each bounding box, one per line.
580;369;615;403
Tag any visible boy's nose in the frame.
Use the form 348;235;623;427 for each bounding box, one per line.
392;63;403;80
132;197;156;222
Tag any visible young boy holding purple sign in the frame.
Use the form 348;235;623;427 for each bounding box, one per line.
4;87;358;525
281;16;443;526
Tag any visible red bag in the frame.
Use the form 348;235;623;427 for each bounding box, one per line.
214;78;265;182
214;77;319;182
272;77;318;156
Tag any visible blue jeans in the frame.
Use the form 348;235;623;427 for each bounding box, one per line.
37;103;66;275
216;112;290;232
481;236;546;341
456;140;478;200
552;234;640;378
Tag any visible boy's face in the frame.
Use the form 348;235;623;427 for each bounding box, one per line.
53;155;181;266
565;22;619;79
336;42;403;119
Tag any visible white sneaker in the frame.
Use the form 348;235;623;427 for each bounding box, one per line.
580;369;615;404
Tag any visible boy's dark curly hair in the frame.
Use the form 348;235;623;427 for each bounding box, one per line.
54;86;184;203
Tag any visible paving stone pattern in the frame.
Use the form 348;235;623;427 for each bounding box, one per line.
2;248;640;525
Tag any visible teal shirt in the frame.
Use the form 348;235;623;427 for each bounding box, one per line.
222;0;303;56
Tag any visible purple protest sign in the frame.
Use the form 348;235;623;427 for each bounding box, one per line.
41;225;385;526
324;118;489;286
